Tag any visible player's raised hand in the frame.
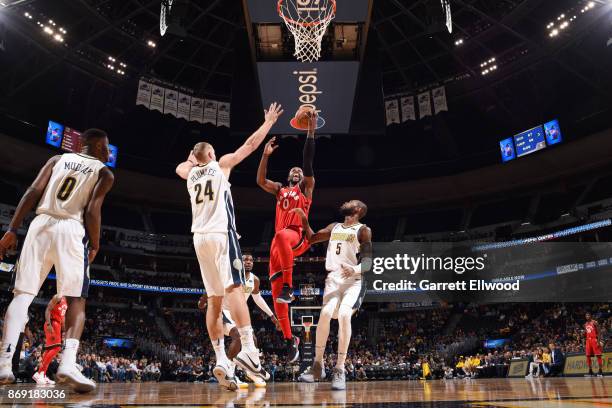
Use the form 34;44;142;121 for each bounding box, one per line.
307;109;318;131
264;102;284;124
0;231;17;260
263;137;279;156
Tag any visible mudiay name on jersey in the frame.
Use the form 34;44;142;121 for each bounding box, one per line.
331;232;356;242
190;167;216;183
64;161;94;175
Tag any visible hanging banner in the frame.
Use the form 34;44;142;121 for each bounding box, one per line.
177;93;191;120
136;79;152;108
432;86;448;114
164;89;179;117
217;102;230;127
149;84;165;113
190;97;204;123
400;96;416;122
418;91;432;119
385;99;400;126
203;99;218;125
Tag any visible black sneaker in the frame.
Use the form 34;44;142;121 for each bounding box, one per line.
287;336;300;363
597;371;604;377
276;284;295;304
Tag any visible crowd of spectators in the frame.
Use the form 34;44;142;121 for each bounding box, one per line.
0;291;609;384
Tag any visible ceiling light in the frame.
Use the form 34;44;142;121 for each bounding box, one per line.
53;34;63;42
43;26;54;35
147;40;156;48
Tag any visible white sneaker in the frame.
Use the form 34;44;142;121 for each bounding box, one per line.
44;374;55;385
0;361;15;384
213;362;238;391
234;348;269;381
33;371;48;385
56;363;96;393
331;368;346;390
247;371;267;388
299;361;325;383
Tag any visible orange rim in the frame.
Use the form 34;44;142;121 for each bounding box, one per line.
278;0;336;28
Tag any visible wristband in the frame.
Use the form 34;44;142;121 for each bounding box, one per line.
8;227;18;234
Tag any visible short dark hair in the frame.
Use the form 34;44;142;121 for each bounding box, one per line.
81;128;108;144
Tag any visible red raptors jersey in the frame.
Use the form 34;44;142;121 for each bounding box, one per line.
51;298;68;324
585;321;598;340
275;184;312;232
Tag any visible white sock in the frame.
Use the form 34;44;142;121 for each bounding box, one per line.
0;293;35;363
61;338;80;367
212;338;228;364
237;326;256;352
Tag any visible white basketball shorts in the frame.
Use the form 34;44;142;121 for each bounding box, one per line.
13;214;90;298
193;231;244;297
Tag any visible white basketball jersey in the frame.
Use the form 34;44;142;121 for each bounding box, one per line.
36;153;106;223
222;272;256;310
187;161;236;234
326;223;363;274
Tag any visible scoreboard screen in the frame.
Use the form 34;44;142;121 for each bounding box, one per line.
544;119;562;146
45;121;64;148
499;137;516;162
45;120;119;168
513;125;546;157
61;127;82;153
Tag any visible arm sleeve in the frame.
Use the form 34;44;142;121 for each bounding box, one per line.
252;292;274;317
302;138;315;177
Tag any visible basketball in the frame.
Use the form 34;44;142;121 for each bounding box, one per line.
294;106;315;129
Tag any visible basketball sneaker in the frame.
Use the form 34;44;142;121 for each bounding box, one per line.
299;360;326;383
331;367;346;391
213;362;238;391
33;371;48;385
56;363;96;393
234;349;270;381
0;361;15;384
235;376;249;390
287;336;300;363
276;284;295;304
44;374;55;385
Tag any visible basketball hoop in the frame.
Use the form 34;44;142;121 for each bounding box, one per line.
278;0;336;62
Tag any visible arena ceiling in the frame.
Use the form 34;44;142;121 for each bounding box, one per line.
0;0;611;185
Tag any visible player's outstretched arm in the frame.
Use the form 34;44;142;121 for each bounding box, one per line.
84;167;115;264
0;155;60;260
219;102;283;177
301;112;317;198
176;151;198;180
256;137;282;195
252;276;281;330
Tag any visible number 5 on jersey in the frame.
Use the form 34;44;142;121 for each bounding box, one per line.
194;180;214;204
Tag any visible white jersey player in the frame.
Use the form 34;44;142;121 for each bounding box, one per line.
176;102;283;391
0;129;115;393
198;253;281;388
292;200;372;390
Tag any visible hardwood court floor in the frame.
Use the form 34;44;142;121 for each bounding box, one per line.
0;377;610;407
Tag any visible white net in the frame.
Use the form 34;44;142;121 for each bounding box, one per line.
278;0;336;62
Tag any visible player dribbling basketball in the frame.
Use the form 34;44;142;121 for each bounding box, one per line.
33;295;67;385
292;200;372;390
